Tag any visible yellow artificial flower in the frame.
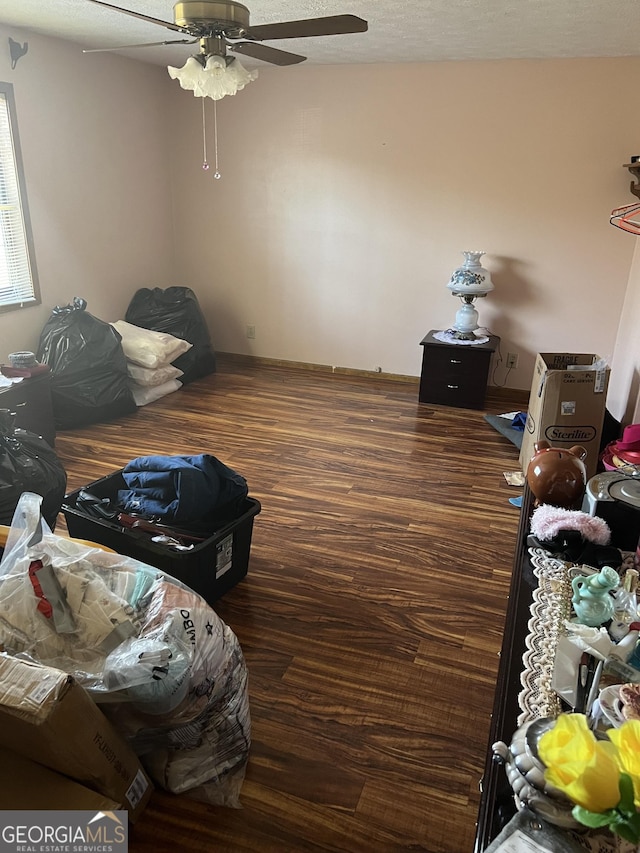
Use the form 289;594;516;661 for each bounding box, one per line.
608;720;640;808
539;714;621;813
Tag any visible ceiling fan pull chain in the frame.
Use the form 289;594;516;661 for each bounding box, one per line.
213;100;221;180
201;97;210;171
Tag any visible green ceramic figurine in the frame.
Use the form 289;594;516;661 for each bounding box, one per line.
571;566;620;627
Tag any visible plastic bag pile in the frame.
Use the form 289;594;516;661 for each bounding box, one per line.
36;289;217;427
0;493;250;806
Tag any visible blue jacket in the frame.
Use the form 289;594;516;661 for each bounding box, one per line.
118;454;248;523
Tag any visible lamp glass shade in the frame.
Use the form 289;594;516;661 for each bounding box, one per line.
167;55;258;100
447;251;494;296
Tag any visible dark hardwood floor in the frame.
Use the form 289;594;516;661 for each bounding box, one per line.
53;357;526;853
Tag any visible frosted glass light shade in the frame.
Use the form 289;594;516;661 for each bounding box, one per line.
167;55;258;100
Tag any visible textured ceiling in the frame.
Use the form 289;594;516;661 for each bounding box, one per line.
1;0;640;68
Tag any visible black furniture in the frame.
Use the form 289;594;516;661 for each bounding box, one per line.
474;484;539;851
419;330;500;410
0;371;56;446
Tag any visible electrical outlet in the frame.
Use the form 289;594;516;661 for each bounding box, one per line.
246;325;256;339
506;352;519;369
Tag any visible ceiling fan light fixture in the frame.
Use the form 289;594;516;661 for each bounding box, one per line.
205;53;227;73
167;53;257;99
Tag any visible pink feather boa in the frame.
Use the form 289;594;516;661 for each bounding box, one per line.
530;503;611;545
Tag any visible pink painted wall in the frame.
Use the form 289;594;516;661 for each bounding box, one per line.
167;58;640;399
609;239;640;423
0;25;175;358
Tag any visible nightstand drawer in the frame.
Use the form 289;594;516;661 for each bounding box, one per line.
419;374;487;409
425;347;491;382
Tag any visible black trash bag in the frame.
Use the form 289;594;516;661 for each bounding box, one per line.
0;409;67;530
125;287;216;384
37;297;136;429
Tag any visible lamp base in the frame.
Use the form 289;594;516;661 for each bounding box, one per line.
451;300;480;339
446;328;478;341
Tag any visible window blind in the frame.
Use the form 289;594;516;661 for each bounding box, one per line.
0;83;39;311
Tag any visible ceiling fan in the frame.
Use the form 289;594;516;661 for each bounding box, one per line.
85;0;369;66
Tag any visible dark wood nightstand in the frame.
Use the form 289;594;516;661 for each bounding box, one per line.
419;330;500;410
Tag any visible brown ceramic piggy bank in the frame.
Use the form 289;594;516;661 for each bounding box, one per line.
525;440;587;508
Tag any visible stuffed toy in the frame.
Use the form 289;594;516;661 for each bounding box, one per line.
529;504;622;568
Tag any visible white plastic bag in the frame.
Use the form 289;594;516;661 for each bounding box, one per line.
126;363;184;387
111;320;192;369
0;493;250;806
131;378;182;407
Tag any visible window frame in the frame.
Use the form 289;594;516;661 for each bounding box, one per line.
0;80;40;314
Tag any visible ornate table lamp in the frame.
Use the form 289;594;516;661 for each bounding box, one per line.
446;251;494;340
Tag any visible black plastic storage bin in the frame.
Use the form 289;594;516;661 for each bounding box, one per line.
62;471;261;604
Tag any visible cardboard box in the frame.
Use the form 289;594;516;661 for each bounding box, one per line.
519;352;610;480
0;747;121;810
0;653;152;821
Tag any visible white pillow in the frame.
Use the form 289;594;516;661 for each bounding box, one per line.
111;320;192;368
127;363;184;387
131;378;182;407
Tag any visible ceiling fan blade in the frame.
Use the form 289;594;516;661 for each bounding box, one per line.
246;14;368;42
231;42;306;66
86;0;187;34
83;39;197;52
